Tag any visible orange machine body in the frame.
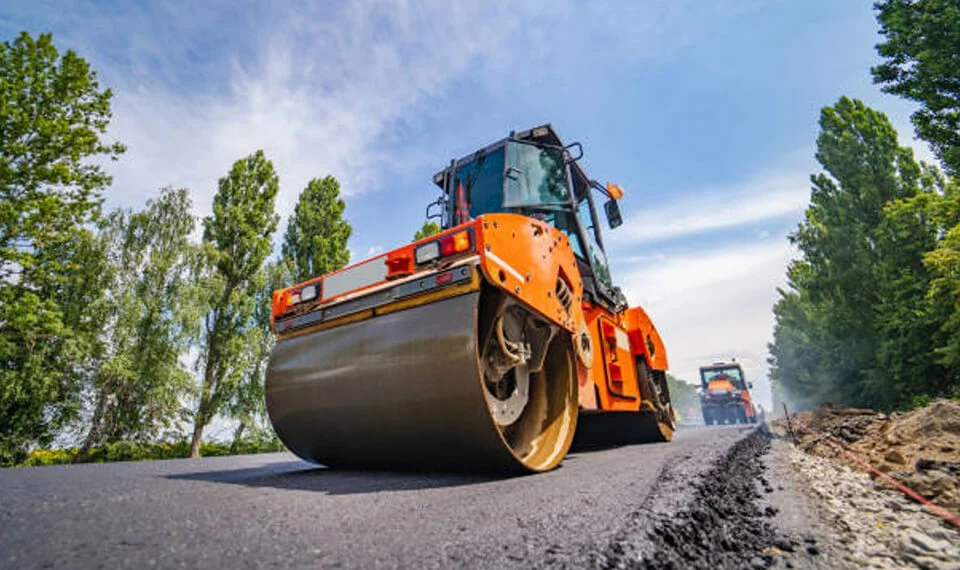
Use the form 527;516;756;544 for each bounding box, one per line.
698;362;756;424
271;212;667;417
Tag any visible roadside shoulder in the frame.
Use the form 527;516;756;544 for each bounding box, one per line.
776;438;960;569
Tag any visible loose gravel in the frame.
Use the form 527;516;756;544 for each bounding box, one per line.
598;429;818;570
782;440;960;569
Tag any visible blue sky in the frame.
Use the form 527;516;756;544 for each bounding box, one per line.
1;1;934;412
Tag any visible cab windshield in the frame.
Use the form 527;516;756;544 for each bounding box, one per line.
449;141;571;220
700;367;744;389
448;139;612;289
504;141;569;208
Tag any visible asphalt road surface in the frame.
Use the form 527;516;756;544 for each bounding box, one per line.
1;426;756;569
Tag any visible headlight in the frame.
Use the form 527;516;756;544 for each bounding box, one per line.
300;284;318;302
415;241;440;264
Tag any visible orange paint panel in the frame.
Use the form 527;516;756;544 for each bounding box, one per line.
596;315;641;410
576;362;597;410
577;305;639;412
622;306;668;372
707;379;735;392
475;213;583;333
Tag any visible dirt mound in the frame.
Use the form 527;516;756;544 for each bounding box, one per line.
774;399;960;514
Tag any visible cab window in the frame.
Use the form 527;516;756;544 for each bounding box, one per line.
451;147;506;220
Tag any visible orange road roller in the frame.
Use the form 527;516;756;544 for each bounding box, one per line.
266;125;676;473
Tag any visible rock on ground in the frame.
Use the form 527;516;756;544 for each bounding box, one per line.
778;439;960;570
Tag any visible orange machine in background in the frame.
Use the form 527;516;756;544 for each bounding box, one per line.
698;360;757;425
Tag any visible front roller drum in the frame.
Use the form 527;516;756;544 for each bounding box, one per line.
265;291;578;473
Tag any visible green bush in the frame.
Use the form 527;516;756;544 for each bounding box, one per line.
9;435;286;467
910;393;933;410
20;448;75;466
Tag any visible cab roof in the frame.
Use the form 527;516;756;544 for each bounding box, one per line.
699;361;743;372
431;123;593;197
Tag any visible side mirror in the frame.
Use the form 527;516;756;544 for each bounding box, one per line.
604;199;623;229
563;142;583;163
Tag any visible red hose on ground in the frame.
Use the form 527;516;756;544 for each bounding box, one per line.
790;421;960;530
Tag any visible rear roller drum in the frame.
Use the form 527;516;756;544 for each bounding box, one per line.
265;286;578;473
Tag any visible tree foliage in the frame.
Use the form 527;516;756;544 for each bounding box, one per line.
770;98;960;410
873;0;960;174
75;188;198;460
225;260;291;451
665;374;699;419
282;175;351;283
414;220;441;241
190;151;279;457
0;32;124;463
921;182;960;372
773;3;960;411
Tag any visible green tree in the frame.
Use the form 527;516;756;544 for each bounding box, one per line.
75;188;197;461
0;32;124;463
770;98;927;408
916;180;960;382
414;220;441;241
225;260;291;452
190;151;279;458
926;226;960;369
282;175;351;283
665;374;699;420
873;0;960;174
872;169;960;406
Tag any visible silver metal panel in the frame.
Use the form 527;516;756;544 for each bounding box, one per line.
277;266;475;333
322;255;387;300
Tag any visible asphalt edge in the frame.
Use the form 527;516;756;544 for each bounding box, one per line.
600;427;816;570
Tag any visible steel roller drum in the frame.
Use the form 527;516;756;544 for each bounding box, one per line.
265;291;578;473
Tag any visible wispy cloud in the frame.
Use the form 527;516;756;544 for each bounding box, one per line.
2;0;776;221
98;1;557;223
617;238;796;412
610;160;810;410
613;168;811;245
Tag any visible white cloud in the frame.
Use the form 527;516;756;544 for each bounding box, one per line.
606;155;812;412
93;1;569;223
22;0;776;226
366;245;384;256
613;168;810;245
618;238;797;413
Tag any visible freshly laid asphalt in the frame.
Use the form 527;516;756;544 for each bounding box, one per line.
0;426;754;569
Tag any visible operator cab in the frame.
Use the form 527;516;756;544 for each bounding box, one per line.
428;124;627;311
